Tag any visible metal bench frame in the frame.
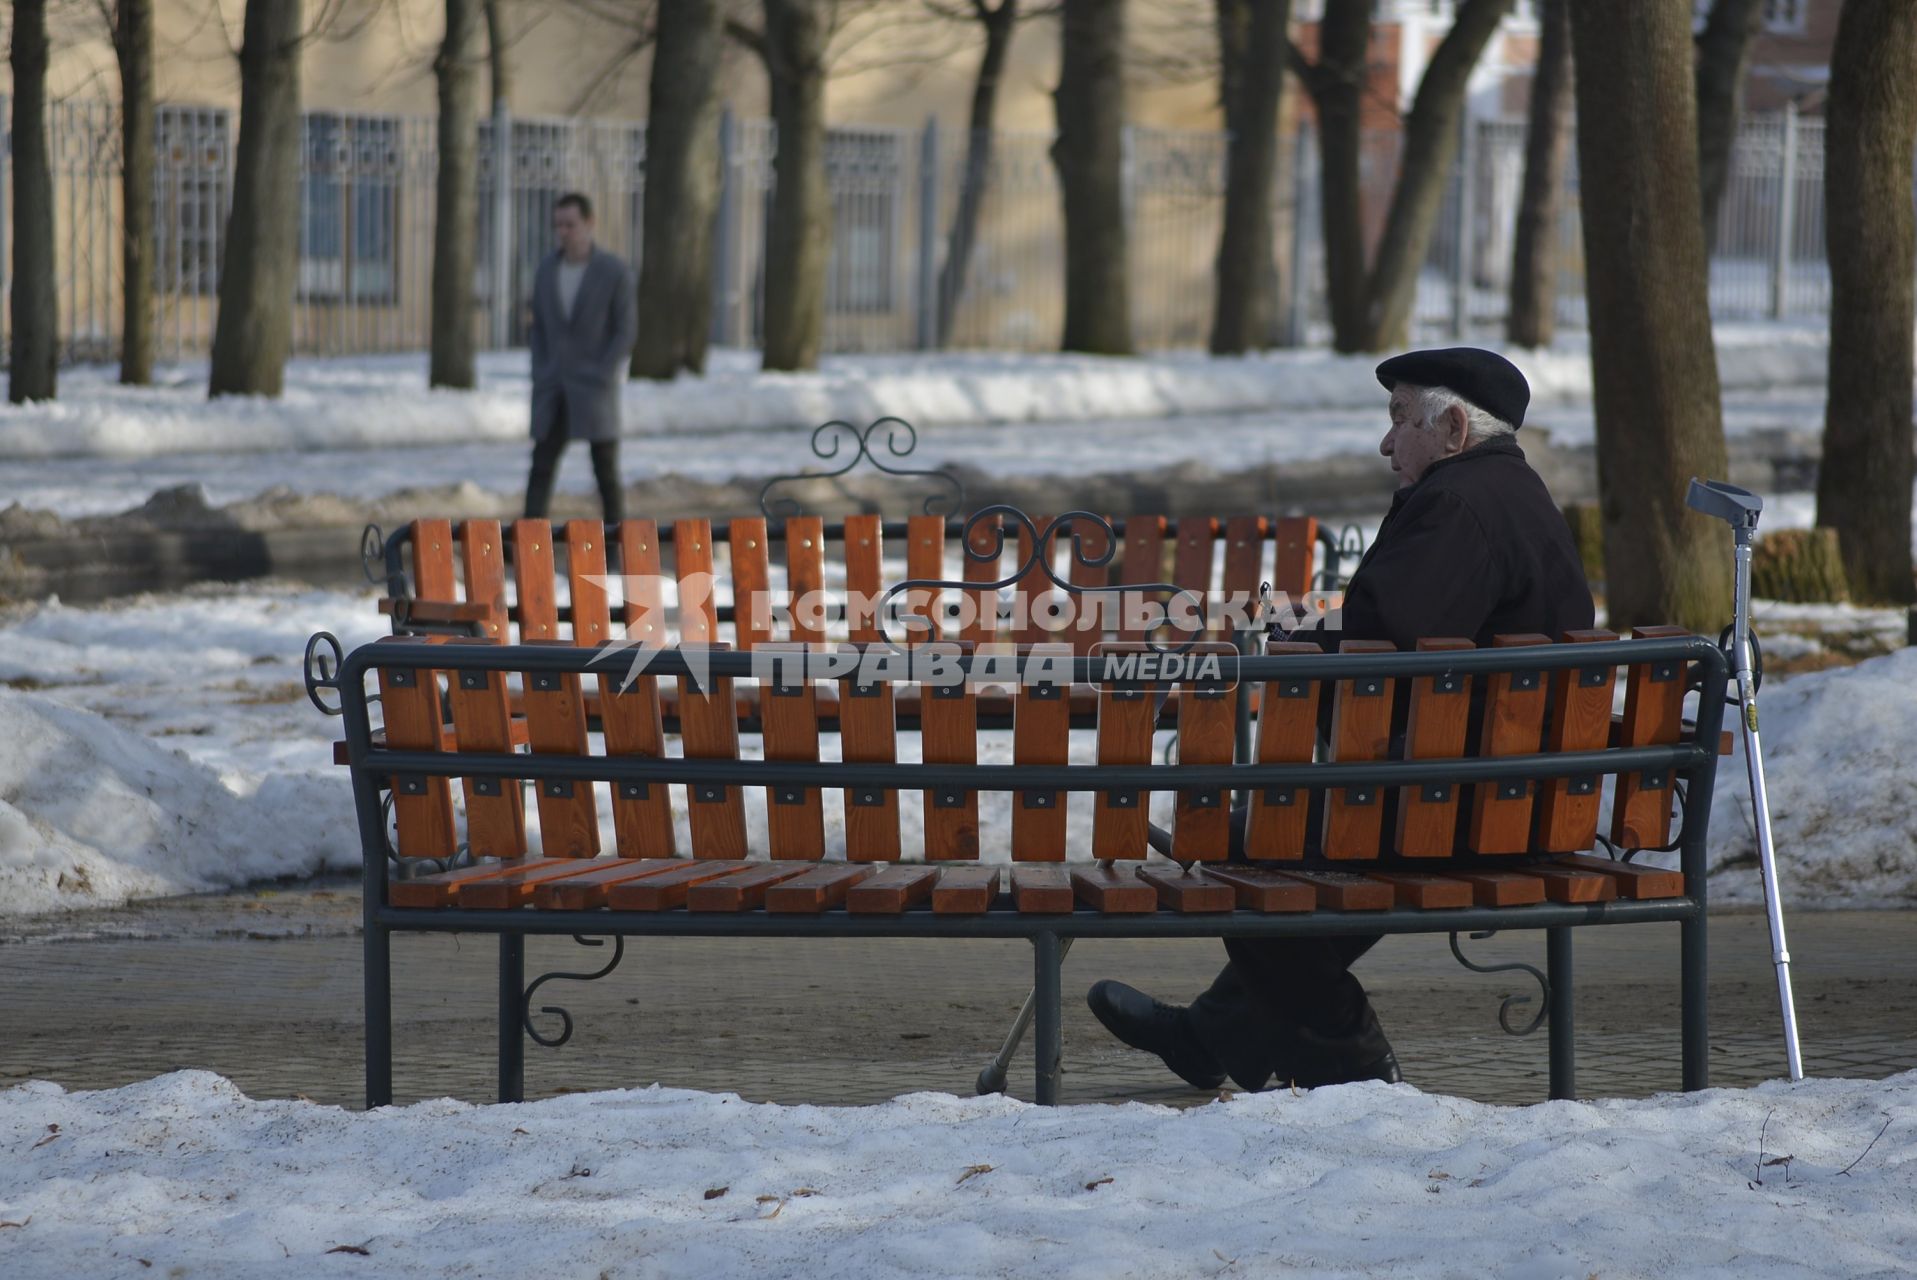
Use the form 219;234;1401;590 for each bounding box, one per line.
324;634;1731;1111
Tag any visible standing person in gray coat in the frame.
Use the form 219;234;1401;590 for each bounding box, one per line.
525;192;637;521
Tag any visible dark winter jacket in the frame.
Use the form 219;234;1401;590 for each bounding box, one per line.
1303;436;1595;651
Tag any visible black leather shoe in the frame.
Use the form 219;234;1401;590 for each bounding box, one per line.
1281;1005;1404;1088
1086;980;1227;1091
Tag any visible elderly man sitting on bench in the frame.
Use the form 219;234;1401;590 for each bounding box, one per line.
1087;347;1597;1093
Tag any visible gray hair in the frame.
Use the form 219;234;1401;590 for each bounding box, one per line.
1410;384;1516;445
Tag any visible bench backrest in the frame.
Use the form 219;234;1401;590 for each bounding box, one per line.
373;514;1340;653
343;630;1726;872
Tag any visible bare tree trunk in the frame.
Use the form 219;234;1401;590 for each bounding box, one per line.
9;0;58;403
1052;0;1132;354
484;0;510;108
935;0;1018;348
1359;0;1511;351
1505;0;1569;349
760;0;830;371
115;0;156;386
1815;0;1917;605
1267;69;1300;346
1569;1;1730;632
1694;0;1762;253
430;0;482;389
633;0;724;379
1294;0;1368;353
1209;0;1292;355
208;0;303;399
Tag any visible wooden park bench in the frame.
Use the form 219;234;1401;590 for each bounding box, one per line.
309;513;1732;1109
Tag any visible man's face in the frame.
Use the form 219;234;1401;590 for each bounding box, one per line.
1379;385;1464;488
553;204;593;260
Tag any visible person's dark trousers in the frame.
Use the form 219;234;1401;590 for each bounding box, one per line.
524;395;625;522
1184;802;1384;1085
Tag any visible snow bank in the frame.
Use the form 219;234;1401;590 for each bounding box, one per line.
0;324;1830;463
0;688;356;914
0;1069;1909;1278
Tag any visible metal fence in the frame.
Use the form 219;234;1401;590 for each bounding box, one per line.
0;97;1842;365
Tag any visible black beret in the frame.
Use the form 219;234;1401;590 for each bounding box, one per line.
1375;347;1529;430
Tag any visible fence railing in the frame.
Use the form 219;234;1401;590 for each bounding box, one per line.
0;97;1839;365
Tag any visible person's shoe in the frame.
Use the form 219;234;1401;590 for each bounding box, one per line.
1281;1005;1404;1088
1086;980;1227;1091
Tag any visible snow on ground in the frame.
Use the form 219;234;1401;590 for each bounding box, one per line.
0;324;1830;466
0;581;1912;915
0;1069;1911;1278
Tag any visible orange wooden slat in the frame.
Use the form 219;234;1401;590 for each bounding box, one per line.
765;864;875;914
843;513;885;643
1136;865;1236;913
510;520;561;641
1536;629;1621;852
606;860;747;910
687;862;811;912
960;513;1003;645
1070;864;1157;913
563;519;613;646
1117;516;1167;642
903;514;946;644
1198;865;1317;912
1453;871;1547;907
932;865;999;914
1270;515;1319;603
1365;872;1474;910
599;665;677;858
388;858;566;909
920;643;981;860
1323;640;1397;859
1396;638;1475;857
678;648;748;858
1552;853;1685;900
785;515;828;645
1243;641;1322;860
522;643;599;858
673;518;719;645
1170;516;1218;639
535;858;683;909
1528;865;1620;904
1611;625;1692;851
1012;514;1055;647
839;648;902;862
729;517;774;650
1011;644;1073;861
1219;516;1269;639
1172;644;1236;862
1011;864;1073;913
443;646;525;859
617;519;669;647
376;637;455;860
1468;634;1554;855
458;518;509;641
1279;870;1394;911
458;859;609;909
761;663;826;860
1091;646;1155;859
1064;515;1114;655
411;518;458;603
846;864;940;914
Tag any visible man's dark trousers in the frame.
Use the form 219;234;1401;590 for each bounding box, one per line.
524;392;624;522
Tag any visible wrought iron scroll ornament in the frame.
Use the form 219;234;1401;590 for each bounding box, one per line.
1313;522;1368;593
875;505;1209;654
1448;930;1549;1037
757;417;966;520
523;935;627;1048
304;630;346;716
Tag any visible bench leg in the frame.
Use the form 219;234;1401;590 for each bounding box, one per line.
1033;931;1063;1106
1547;927;1575;1101
499;933;525;1104
1682;915;1709;1091
365;922;393;1109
